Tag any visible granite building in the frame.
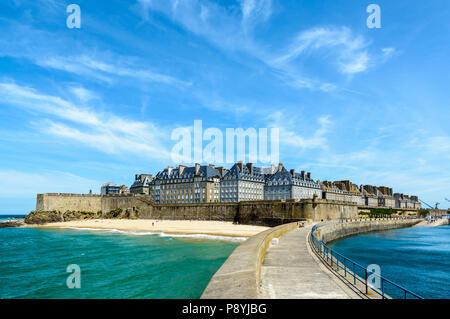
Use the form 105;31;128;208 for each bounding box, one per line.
320;181;346;201
129;163;421;209
150;164;221;204
130;174;153;195
265;165;322;200
332;180;365;206
377;186;395;208
361;185;380;207
100;182;121;195
394;193;421;209
220;161;268;202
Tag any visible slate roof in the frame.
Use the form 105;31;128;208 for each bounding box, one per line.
320;181;344;193
222;163;267;181
130;176;152;189
266;167;319;187
155;165;220;180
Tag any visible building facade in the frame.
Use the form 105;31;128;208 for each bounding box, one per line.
394;193;421;209
101;182;121;195
150;164;221;204
265;166;322;201
332;180;365;206
130;174;153;195
377;186;395;208
220;162;267;202
129;163;421;209
321;181;346;201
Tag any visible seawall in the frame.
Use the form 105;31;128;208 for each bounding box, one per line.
312;218;422;244
201;222;300;299
308;218;423;299
202;218;421;299
33;193;360;225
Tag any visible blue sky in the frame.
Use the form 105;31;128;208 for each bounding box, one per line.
0;0;449;214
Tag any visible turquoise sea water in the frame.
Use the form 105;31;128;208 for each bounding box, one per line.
0;217;238;299
328;225;450;299
0;214;24;222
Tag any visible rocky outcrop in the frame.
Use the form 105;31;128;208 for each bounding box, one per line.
24;210;99;224
102;208;138;219
0;220;24;228
24;208;140;224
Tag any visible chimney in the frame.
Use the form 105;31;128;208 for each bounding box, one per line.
135;174;139;181
178;165;187;175
278;163;283;172
246;162;253;175
301;171;305;179
216;166;224;176
167;166;173;176
270;164;275;174
290;169;295;177
237;161;243;173
195;163;200;175
306;172;311;180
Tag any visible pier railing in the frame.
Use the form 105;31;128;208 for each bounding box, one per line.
310;225;423;299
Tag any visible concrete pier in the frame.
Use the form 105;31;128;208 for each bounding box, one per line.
202;218;421;299
260;226;358;299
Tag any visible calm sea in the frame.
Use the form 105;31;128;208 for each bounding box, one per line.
328;225;450;299
0;215;238;299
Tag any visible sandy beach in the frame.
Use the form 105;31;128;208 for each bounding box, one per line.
25;219;270;238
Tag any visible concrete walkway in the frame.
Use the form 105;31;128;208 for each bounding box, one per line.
260;226;357;299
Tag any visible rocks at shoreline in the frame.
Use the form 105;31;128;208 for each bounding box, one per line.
24;208;139;225
0;220;24;228
24;210;98;224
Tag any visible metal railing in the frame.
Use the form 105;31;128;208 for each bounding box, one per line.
310;225;423;299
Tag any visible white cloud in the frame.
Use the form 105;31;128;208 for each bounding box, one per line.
0;21;190;88
271;27;371;75
240;0;272;28
339;51;369;74
69;86;99;103
268;113;332;150
382;47;396;58
137;1;383;91
138;0;249;51
0;170;101;197
424;136;450;156
0;82;173;160
37;55;191;87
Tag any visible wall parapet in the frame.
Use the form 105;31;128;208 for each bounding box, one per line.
312;218;421;244
201;222;300;299
309;218;423;299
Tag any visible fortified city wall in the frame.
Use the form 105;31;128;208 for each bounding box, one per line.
36;193;362;225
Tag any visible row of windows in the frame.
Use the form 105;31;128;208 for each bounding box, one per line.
267;181;319;188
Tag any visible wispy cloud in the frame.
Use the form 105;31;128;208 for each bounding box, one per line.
37;55;192;87
69;86;99;103
0;170;101;197
0;21;191;88
381;47;396;60
423;136;450;156
137;1;390;92
271;27;371;75
137;0;260;51
268;112;332;150
0;82;173;160
240;0;273;29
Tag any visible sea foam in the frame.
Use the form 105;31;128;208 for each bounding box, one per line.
60;226;247;242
